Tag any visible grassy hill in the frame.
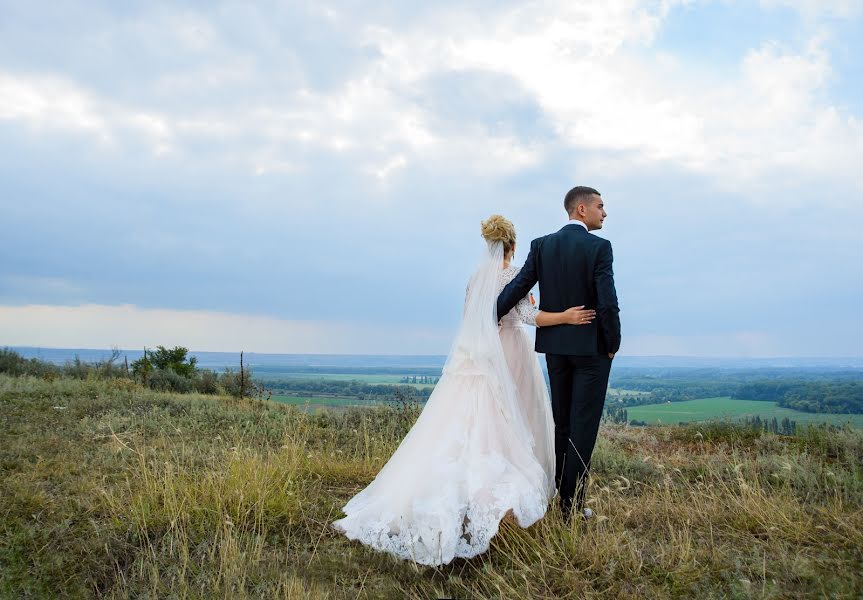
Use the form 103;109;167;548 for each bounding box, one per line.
1;374;861;598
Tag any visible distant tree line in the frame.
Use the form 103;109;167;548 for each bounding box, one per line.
400;375;439;385
609;370;863;415
625;416;799;434
609;377;738;404
254;365;443;377
733;381;863;414
265;373;863;414
739;415;798;435
607;394;661;408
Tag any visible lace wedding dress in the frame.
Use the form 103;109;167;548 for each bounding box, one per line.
331;241;555;566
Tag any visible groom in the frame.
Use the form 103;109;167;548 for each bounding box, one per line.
497;186;621;521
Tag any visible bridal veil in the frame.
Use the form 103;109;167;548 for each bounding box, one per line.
331;240;551;566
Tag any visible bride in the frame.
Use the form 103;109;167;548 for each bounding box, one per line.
331;215;595;566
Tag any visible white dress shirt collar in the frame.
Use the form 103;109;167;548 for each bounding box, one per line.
566;219;588;231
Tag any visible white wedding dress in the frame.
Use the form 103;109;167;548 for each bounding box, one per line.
331;241;556;566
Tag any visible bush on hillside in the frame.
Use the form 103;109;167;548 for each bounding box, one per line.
195;369;220;394
131;346;198;379
64;347;128;380
147;368;197;393
220;366;255;398
0;348;61;377
0;347;228;396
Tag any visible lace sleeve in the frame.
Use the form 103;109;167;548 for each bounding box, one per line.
498;265;539;326
514;293;539;326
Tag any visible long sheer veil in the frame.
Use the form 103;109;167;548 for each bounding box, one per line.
331;237;549;565
441;239;533;445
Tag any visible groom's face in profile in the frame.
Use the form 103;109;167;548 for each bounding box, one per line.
580;194;607;231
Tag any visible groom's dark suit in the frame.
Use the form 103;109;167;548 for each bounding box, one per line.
497;222;621;516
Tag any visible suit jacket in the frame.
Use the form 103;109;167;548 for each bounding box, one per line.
497;224;621;356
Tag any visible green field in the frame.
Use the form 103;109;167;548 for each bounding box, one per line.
263;373;435;388
628;397;863;428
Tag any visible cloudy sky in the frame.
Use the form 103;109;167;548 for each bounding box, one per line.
1;0;861;357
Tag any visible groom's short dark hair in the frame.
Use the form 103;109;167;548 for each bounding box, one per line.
564;186;601;215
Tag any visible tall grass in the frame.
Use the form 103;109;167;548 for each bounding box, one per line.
1;374;861;598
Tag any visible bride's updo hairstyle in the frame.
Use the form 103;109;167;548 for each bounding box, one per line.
481;214;516;256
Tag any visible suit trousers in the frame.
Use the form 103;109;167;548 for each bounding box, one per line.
545;353;613;515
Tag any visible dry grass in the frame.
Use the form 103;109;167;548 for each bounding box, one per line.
1;374;861;599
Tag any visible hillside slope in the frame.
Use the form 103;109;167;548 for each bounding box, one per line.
1;375;861;598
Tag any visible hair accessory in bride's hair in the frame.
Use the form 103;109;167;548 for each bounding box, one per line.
480;214;516;254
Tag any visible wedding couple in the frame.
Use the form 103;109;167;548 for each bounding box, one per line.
332;186;621;566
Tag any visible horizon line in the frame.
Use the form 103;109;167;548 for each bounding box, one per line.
5;345;863;361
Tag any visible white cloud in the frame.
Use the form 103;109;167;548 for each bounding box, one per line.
365;3;863;190
4;1;859;192
0;71;178;155
700;38;863;190
0;303;451;354
0;73;110;139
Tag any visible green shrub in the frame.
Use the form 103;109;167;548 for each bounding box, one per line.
63;354;128;380
0;348;62;378
146;368;196;393
132;346;198;379
0;347;26;374
220;367;254;398
0;347;224;396
195;369;220;394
